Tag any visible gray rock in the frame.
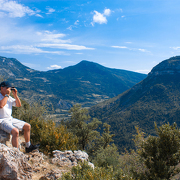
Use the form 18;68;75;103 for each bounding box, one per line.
74;150;89;162
0;129;10;144
0;143;32;180
0;142;95;180
51;150;94;169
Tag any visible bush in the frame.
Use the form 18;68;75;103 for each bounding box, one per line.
12;101;47;123
60;161;134;180
92;144;120;170
132;123;180;180
67;104;102;150
13;101;78;155
30;118;78;155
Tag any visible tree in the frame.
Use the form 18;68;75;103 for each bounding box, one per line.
92;144;120;170
68;104;102;150
13;100;77;155
133;123;180;180
30;118;77;155
101;123;115;149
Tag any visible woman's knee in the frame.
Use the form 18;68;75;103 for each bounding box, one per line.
11;128;19;137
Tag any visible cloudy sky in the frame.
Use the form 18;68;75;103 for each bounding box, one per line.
0;0;180;73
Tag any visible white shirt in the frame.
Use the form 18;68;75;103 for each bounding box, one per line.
0;93;16;122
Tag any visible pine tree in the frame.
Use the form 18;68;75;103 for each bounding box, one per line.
134;123;180;180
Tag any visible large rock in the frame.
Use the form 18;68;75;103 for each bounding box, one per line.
0;129;10;144
51;150;94;169
0;143;32;180
0;142;94;180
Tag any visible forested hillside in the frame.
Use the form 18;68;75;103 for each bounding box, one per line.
0;56;146;112
89;56;180;152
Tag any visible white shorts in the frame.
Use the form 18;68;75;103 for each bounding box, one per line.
0;118;26;134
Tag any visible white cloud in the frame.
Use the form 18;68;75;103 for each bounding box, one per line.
138;48;150;53
112;45;150;53
46;7;55;14
37;31;71;43
91;8;111;26
135;69;150;74
36;14;43;18
67;25;73;31
47;64;62;70
111;46;127;49
104;8;111;16
92;11;107;25
74;20;79;25
0;45;64;54
0;20;94;54
38;43;95;50
67;20;80;31
0;0;36;18
138;48;146;52
170;47;180;50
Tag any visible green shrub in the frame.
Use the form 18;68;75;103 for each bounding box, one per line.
132;123;180;180
61;161;134;180
30;118;78;155
13;101;78;155
92;144;120;170
12;101;47;123
67;104;102;150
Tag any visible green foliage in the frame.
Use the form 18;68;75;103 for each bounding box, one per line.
30;118;78;155
12;101;78;155
132;123;180;180
101;123;115;149
87;122;115;158
89;57;180;152
0;56;146;113
67;104;118;169
118;150;145;179
92;144;120;170
12;101;47;123
67;104;102;150
60;161;134;180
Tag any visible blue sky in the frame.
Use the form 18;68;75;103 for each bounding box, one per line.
0;0;180;74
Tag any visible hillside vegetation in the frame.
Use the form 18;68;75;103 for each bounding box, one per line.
89;56;180;152
12;101;180;180
0;56;146;113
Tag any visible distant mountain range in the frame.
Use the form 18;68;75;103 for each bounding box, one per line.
0;56;146;115
89;56;180;152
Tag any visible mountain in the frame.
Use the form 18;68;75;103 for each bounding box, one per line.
89;56;180;152
0;56;146;115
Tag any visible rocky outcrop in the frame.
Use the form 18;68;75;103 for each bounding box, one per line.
0;143;32;180
148;56;180;76
0;143;94;180
51;150;94;169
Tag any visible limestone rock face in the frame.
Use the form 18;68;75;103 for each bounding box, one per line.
0;143;32;180
51;150;94;169
148;56;180;76
0;143;94;180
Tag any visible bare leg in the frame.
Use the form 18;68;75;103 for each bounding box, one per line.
11;128;19;148
23;123;31;143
